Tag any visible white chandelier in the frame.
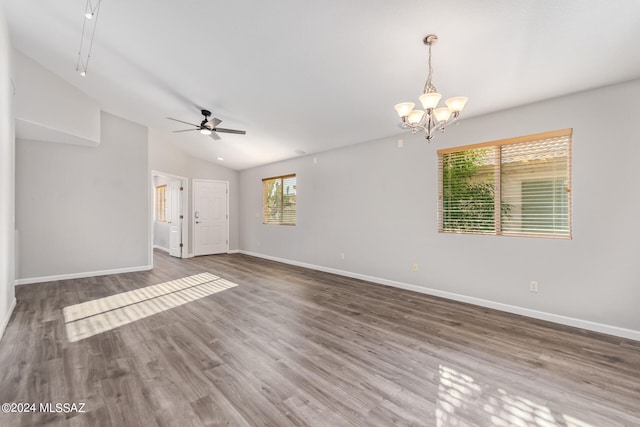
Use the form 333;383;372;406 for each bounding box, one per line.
394;34;468;141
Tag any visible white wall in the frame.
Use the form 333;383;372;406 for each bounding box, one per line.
239;79;640;340
15;112;150;282
0;5;16;338
149;129;240;254
13;50;100;147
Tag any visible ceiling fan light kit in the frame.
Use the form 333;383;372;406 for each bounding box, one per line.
167;109;247;141
394;34;468;141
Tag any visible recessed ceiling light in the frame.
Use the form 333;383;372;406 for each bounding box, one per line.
217;157;224;161
200;128;212;135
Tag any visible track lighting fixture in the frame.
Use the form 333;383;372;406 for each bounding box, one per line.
76;0;102;77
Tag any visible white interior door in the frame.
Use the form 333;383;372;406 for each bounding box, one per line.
193;180;228;256
168;180;183;257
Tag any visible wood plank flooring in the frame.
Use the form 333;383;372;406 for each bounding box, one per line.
0;250;639;426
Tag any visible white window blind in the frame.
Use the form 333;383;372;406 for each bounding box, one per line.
438;129;572;238
262;174;297;225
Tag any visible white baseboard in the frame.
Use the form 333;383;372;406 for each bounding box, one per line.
227;249;240;254
16;264;154;285
153;245;170;253
0;298;16;341
239;250;640;342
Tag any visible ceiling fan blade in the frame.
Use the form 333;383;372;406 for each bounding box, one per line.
167;117;200;127
213;127;246;135
207;117;222;128
209;131;221;141
172;129;198;133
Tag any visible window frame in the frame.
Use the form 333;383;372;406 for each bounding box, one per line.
437;128;572;239
262;174;297;226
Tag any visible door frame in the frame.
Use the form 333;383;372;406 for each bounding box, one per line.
150;170;189;263
192;179;229;255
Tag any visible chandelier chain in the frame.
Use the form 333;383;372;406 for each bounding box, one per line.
423;42;435;94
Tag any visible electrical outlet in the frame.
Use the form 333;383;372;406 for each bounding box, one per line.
412;263;418;272
340;253;345;260
530;281;538;293
398;139;404;148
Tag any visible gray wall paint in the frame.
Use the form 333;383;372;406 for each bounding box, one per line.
13;51;100;146
149;129;240;253
16;112;149;279
239;79;640;335
0;5;16;336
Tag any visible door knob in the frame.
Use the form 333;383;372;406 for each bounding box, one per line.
196;221;201;224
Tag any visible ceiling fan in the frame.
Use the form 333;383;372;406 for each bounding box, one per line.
167;109;246;140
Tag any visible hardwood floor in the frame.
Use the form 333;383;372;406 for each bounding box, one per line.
0;251;638;426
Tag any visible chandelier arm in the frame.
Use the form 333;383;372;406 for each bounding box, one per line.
443;113;460;129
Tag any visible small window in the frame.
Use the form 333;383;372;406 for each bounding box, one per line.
262;174;296;225
155;185;167;222
438;129;572;238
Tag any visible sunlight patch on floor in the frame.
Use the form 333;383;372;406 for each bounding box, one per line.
63;273;237;342
436;365;594;427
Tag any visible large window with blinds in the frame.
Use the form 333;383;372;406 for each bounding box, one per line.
438;129;572;238
262;174;297;225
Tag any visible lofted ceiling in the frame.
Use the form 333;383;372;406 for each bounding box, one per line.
4;0;640;170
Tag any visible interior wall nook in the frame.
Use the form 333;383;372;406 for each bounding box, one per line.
15;111;150;284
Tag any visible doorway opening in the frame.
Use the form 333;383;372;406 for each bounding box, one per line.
151;171;189;260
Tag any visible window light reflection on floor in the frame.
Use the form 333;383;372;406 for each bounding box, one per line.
63;272;237;342
436;365;594;427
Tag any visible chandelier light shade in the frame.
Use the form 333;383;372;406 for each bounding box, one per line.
394;34;468;141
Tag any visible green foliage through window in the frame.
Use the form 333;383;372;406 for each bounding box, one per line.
441;148;499;233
